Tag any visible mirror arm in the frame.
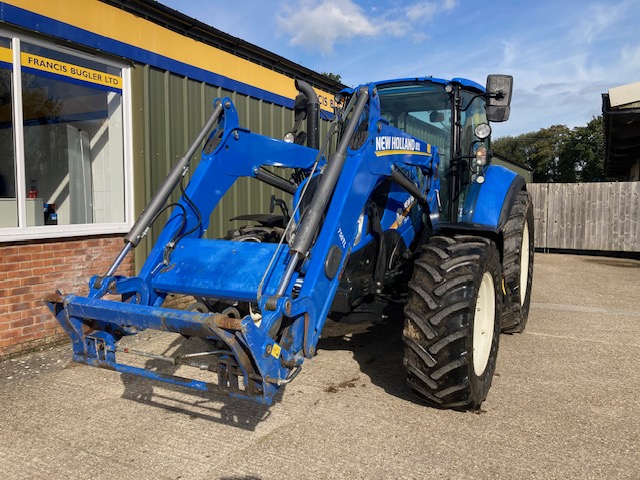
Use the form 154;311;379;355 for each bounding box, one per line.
459;91;488;112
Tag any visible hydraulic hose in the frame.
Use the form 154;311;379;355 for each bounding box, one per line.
124;102;224;247
290;86;369;256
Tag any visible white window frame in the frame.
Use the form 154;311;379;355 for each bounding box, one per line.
0;29;134;242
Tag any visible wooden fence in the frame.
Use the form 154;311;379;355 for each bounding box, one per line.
528;182;640;252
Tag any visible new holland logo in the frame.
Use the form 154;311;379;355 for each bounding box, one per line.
374;136;431;157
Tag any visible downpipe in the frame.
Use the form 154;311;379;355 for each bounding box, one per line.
295;79;320;149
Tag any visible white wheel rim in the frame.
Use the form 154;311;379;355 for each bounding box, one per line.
473;272;495;376
520;222;530;306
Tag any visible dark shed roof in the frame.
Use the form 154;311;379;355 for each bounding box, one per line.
602;84;640;179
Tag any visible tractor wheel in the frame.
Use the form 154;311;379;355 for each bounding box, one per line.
501;190;534;334
402;235;502;410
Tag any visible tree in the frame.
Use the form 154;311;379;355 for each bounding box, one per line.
492;118;604;183
321;72;342;83
560;116;604;182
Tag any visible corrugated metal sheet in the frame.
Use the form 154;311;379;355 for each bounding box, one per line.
131;64;334;266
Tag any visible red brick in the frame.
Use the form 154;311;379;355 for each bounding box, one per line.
20;260;44;270
30;251;54;261
2;311;26;322
7;286;30;296
0;329;21;340
27;283;51;294
20;292;45;303
5;253;32;263
42;319;59;329
0;246;19;255
31;267;55;276
0;278;22;289
19;244;44;253
0;263;23;272
22;323;44;335
0;295;20;307
10;317;34;328
8;302;30;313
16;333;35;344
20;276;43;287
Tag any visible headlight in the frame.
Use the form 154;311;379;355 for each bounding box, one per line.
475;145;487;166
283;132;295;143
474;123;491;139
472;175;484;184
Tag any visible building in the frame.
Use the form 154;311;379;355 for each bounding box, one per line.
603;82;640;181
0;0;342;358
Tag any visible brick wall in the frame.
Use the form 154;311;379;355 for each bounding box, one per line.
0;235;134;359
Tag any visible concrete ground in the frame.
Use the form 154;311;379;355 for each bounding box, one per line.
1;252;639;479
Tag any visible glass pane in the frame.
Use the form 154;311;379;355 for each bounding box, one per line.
378;82;452;219
21;42;124;226
0;36;17;227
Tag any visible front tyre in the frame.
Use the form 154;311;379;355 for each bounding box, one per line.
501;190;534;333
402;235;502;410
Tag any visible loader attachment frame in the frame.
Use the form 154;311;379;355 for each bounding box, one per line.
45;82;438;405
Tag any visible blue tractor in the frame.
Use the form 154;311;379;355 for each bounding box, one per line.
46;74;534;410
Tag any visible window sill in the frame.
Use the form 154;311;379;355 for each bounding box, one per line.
0;223;132;243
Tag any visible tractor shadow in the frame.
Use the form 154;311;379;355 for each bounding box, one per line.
119;335;275;431
318;306;422;405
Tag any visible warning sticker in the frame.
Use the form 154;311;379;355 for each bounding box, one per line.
270;343;282;359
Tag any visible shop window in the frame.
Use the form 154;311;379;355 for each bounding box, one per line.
0;36;16;227
0;34;129;239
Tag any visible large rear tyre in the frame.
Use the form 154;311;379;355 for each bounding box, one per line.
501;190;534;334
403;235;502;410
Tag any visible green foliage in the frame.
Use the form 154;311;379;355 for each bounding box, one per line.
493;116;604;183
321;72;342;83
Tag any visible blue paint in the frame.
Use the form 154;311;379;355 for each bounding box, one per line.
471;164;519;227
45;77;519;406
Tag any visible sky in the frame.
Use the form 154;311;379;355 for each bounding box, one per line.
159;0;640;138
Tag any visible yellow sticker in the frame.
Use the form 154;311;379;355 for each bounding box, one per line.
0;46;12;64
20;51;122;90
271;343;282;359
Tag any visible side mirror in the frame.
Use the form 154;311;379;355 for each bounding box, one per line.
430;111;445;123
486;74;513;122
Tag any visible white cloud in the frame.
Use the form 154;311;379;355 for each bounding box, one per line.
405;0;457;21
571;2;628;45
276;0;458;54
277;0;378;54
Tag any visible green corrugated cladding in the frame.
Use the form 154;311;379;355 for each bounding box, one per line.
130;64;335;271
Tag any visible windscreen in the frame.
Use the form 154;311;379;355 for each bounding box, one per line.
377;82;453;218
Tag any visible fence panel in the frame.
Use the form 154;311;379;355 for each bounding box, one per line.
529;182;640;252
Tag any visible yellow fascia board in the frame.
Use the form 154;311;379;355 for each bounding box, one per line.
5;0;337;108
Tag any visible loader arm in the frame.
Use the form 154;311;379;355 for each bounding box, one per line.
45;84;438;405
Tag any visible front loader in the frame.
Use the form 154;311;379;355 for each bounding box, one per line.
46;74;534;410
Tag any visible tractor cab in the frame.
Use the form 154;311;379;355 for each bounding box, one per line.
374;75;512;222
